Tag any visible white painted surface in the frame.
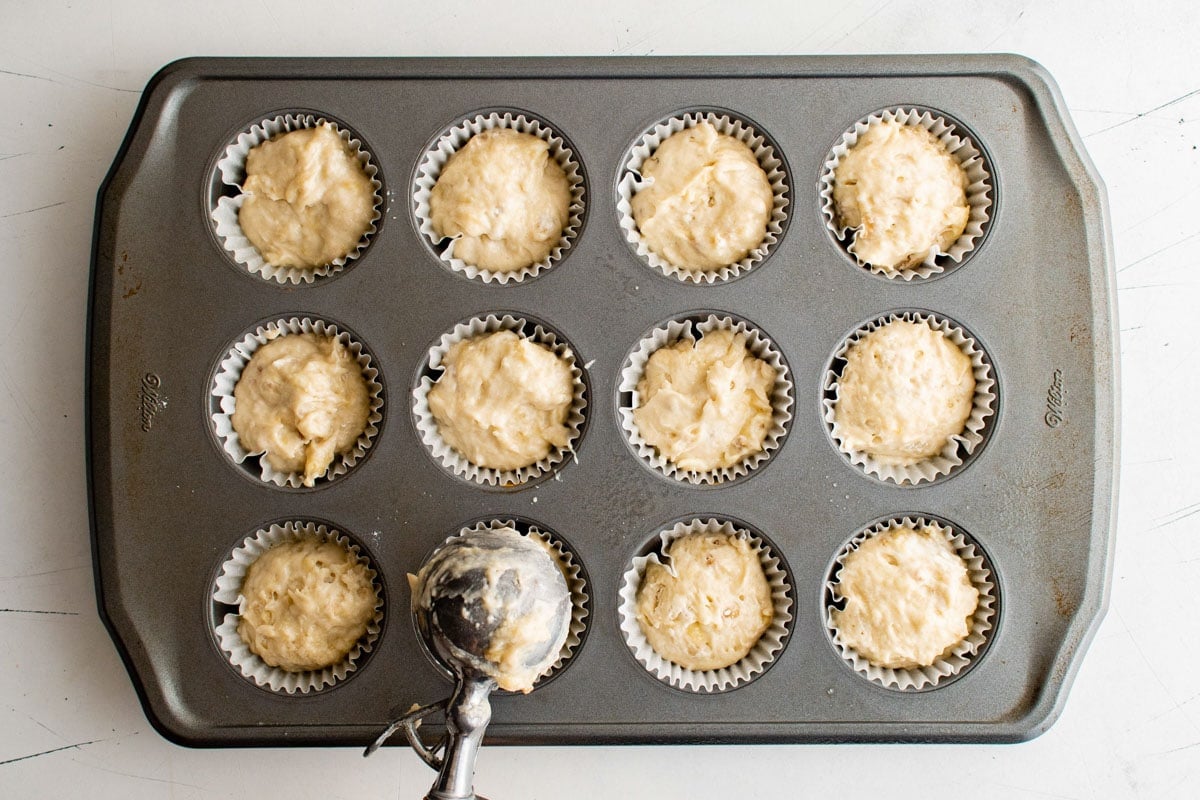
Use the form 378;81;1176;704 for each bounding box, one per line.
1;2;1197;797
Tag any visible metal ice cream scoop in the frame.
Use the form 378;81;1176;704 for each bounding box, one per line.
365;526;571;800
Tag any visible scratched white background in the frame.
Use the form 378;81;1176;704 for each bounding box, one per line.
1;1;1197;797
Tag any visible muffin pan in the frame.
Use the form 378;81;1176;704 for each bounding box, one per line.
87;55;1117;745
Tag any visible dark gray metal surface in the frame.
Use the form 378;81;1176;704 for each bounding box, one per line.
87;55;1118;746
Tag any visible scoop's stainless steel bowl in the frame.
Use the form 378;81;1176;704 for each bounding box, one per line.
367;527;571;800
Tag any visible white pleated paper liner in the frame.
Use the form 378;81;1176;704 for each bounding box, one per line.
212;520;384;694
616;110;789;284
412;518;590;691
210;113;383;285
617;518;793;693
819;106;993;280
210;316;384;489
412;314;587;486
822;310;996;486
412;111;586;284
824;515;997;691
618;314;793;485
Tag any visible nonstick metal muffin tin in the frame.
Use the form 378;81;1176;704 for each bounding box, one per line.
87;55;1117;745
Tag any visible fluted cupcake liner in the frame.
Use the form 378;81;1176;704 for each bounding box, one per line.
211;113;382;284
822;310;996;485
412;111;586;284
619;314;793;485
412;314;587;486
617;110;789;284
210;316;384;489
824;515;997;691
819;106;993;280
212;520;384;694
617;518;793;693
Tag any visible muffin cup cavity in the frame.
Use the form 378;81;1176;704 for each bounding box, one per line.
619;313;793;485
824;515;997;691
822;310;996;486
412;111;586;285
819;107;993;280
617;110;790;284
210;316;384;489
210;113;383;285
212;520;384;694
617;517;793;693
413;518;590;691
412;313;588;487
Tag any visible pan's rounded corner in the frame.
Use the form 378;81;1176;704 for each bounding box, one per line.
92;598;217;749
999;631;1105;746
141;56;206;98
989;53;1072;120
139;696;223;749
991;53;1056;89
1000;700;1065;745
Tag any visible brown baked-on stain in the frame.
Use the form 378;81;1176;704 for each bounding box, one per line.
1061;188;1081;214
122;280;141;299
1050;576;1076;619
1052;638;1077;686
1044;470;1067;492
1068;318;1091;347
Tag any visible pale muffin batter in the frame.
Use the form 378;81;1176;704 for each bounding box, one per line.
237;538;377;673
231;332;371;486
834;320;974;466
631;122;773;272
833;120;969;271
831;523;978;669
636;532;773;671
238;123;375;269
427;330;574;471
429;128;571;272
633;329;775;472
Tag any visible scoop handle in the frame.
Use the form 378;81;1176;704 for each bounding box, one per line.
364;674;495;800
426;675;493;800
